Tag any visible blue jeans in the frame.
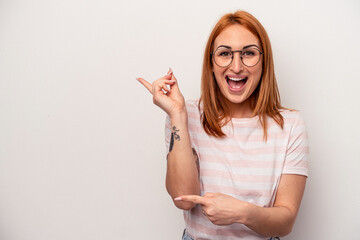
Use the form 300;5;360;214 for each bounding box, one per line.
182;230;194;240
182;229;280;240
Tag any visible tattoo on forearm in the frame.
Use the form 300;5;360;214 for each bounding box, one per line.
192;148;200;176
169;126;180;152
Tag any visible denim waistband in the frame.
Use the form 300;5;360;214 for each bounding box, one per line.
182;229;194;240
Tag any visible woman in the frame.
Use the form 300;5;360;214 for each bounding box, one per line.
137;10;308;240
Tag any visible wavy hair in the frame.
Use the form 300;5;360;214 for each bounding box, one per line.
199;10;285;140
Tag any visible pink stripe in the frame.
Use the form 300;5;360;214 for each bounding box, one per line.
285;158;309;168
289;130;308;140
202;183;273;198
187;123;306;142
232;133;287;142
197;139;288;154
199;154;284;168
201;169;278;183
287;146;309;155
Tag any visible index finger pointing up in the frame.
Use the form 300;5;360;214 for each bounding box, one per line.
174;195;208;206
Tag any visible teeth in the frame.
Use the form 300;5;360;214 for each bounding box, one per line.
228;77;246;81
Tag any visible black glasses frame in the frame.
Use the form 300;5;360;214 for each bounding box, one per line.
210;47;263;68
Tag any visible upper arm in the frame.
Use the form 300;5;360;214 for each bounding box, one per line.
273;174;307;223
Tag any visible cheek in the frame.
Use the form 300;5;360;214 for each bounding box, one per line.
247;67;262;92
251;64;263;81
213;66;226;81
212;65;220;75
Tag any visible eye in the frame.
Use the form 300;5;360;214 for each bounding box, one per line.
219;51;231;57
242;47;261;58
215;48;232;58
243;50;256;56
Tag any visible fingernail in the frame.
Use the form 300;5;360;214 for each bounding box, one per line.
174;197;182;201
168;67;173;75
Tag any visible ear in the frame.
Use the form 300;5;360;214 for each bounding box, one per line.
210;52;215;72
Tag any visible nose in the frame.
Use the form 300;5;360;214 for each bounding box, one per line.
230;52;244;73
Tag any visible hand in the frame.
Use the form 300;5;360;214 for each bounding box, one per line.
175;192;251;226
137;69;186;117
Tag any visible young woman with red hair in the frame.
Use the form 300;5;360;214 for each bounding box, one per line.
138;10;308;240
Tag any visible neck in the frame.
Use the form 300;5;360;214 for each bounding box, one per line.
228;98;255;119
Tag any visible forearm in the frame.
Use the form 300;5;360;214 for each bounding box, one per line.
240;174;306;237
165;112;200;210
240;204;296;237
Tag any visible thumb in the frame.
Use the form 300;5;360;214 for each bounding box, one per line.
169;71;180;91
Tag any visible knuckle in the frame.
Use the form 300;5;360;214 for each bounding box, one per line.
209;218;216;224
204;192;215;198
152;96;157;104
153;80;160;87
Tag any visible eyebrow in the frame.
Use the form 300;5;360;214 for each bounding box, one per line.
216;44;260;50
217;45;232;49
243;44;260;49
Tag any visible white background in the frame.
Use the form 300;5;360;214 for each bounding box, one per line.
1;0;359;239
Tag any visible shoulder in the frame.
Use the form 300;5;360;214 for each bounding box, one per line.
278;109;308;139
279;109;306;126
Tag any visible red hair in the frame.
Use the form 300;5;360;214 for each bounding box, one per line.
199;11;285;140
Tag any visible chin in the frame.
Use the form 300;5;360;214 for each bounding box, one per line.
223;93;248;105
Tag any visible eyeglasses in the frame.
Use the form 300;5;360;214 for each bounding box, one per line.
211;46;263;68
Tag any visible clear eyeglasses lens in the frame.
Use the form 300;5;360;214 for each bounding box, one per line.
213;47;261;67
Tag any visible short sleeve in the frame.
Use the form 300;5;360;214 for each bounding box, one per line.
282;113;309;177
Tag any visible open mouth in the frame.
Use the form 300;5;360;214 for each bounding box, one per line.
226;76;248;90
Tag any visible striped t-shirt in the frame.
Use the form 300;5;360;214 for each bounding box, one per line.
165;99;309;240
